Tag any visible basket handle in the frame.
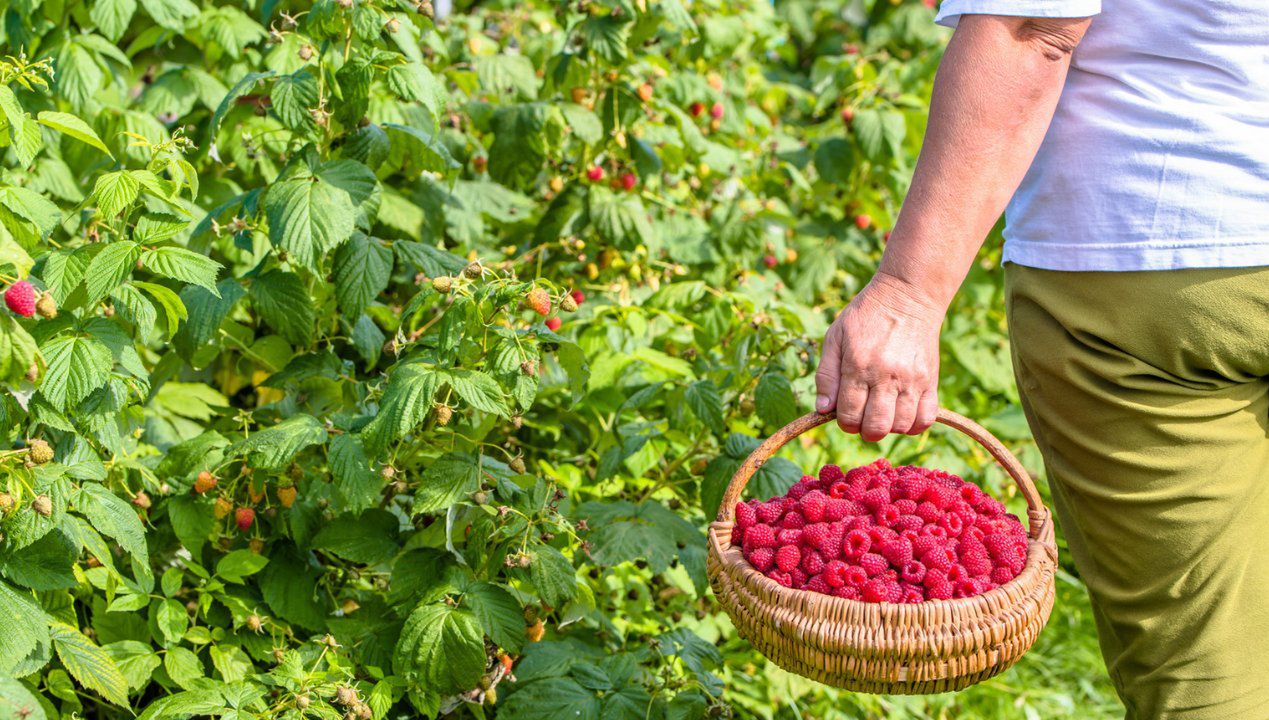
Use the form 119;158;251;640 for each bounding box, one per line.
714;408;1046;523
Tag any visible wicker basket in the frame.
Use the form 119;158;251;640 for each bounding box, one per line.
707;408;1058;694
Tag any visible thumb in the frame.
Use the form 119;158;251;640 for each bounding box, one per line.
814;324;842;415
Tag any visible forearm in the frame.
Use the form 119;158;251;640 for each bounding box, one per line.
877;16;1090;311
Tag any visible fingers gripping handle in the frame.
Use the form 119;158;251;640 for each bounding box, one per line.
714;408;1046;526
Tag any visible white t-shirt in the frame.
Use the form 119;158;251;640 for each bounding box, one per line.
935;0;1269;271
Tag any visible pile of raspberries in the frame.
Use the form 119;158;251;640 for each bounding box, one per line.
731;459;1029;603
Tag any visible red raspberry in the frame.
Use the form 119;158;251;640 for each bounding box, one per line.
730;525;745;545
801;549;825;575
982;533;1014;560
963;525;986;542
569;289;585;306
823;560;849;587
776;529;803;546
861;578;888;602
235;507;255;531
922;482;958;510
921;546;956;573
801;522;831;550
775;545;801;573
901;561;927;585
868;471;895;491
805;575;830;594
859;553;888;577
874;504;900;528
860;488;891;511
843;565;868;588
833;585;862;600
920;524;948;541
4;281;35;317
819;524;845;558
939;512;964;537
843;529;871;559
745;523;776;549
867;526;897;545
991;566;1017;585
800;490;828;522
885;581;904;603
789;568;808;587
894;474;930;501
879;537;913;567
827;481;850;499
912;535;940;559
845;466;872;488
846;516;872;532
748;547;775;571
780;511;806;529
587;165;605;181
755;501;783;524
962;547;993;577
767;570;793;587
545;316;563;332
959;484;985;504
894;498;917;515
734;502;757;529
902;586;925;604
915;502;941;524
974;496;1006;518
925;580;953;601
946;563;969;583
819;465;845;484
787;483;809;501
823;498;853;521
619;172;638;191
895;514;924;534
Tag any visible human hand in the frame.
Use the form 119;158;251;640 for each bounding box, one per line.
814;271;945;441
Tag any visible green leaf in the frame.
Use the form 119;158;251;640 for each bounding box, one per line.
161;647;203;690
250;269;314;346
312;509;400;565
475;55;540;100
755;373;798;428
77;483;150;566
258;544;329;631
49;622;129;707
411;453;481;515
216;550;269;583
328;434;380;512
134;280;190;339
498;677;600;720
139;247;221;294
393;603;485;694
0;581;51;676
362;363;440;455
91;171;141;218
103;640;159;690
530;545;576;607
464;582;523;653
489;103;561;188
0;186;61;242
172;280;245;361
588;186;653;248
264;176;356;271
0;315;38;384
83;241;139;304
138;0;198;30
270;69;318;131
386;62;446;117
39;334;113;411
580;15;631;64
208;70;274;138
332;233;392;317
443;368;509;417
228;414;327;472
37;111;113;158
0;529;77;590
685;380;725;435
0;677;49;720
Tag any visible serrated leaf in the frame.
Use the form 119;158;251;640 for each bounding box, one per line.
0;677;49;720
411;452;481;515
755;372;798;428
530;545;576;607
228;414;327;471
49;622;128;707
139;247;221;294
270;69;318;131
393;603;485;694
83;241;139;304
588;186;653;248
250;269;314;346
0;315;37;384
313;509;400;564
39;334;113;411
443;368;509;417
332;233;392;317
215;550;269;583
77;483;149;566
464;582;523;653
172;280;245;360
0;186;61;241
362;363;440;455
139;0;198;30
328;434;379;512
91;171;140;218
37;111;113;158
264;176;356;271
0;581;51;675
0;528;77;590
103;640;159;690
685;380;725;435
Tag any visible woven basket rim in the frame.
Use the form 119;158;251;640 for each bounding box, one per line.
708;509;1056;619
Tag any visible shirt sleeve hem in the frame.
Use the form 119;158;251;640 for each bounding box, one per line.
934;0;1102;29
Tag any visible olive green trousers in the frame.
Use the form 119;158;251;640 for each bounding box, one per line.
1005;263;1269;720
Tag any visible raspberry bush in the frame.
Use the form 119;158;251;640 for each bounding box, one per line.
0;0;1118;718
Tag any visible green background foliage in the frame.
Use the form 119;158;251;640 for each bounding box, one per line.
0;0;1121;717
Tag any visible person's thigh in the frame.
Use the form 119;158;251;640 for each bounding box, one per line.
1005;263;1269;720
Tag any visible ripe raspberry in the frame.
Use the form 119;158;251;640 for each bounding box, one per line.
860;488;891;511
885;581;904;603
569;289;585;306
946;563;969;582
901;561;927;585
911;535;940;559
730;525;745;545
895;514;924;534
894;498;917;515
545;316;561;332
920;546;956;573
819;465;845;484
874;504;900;528
964;525;986;543
787;481;811;501
799;490;828;522
894;474;930;501
991;566;1017;585
586;165;604;181
939;512;964;538
823;560;849;588
925;579;953;601
861;578;888;603
235;507;255;532
823;498;856;521
801;523;830;550
819;525;845;558
767;570;793;587
922;482;958;510
920;524;948;541
953;579;978;599
689;101;705;117
859;553;888;577
879;537;913;568
747;546;775;571
915;501;941;524
619;172;638;191
843;565;869;588
846;515;872;532
801;549;825;575
709;101;725;120
780;511;806;529
901;586;925;604
974;496;1006;518
745;523;776;549
867;471;895;491
734;502;757;529
776;528;802;547
833;585;862;600
842;529;871;559
789;568;807;587
525;287;551;316
826;481;850;499
959;484;986;505
754;500;783;524
5;281;35;317
982;533;1014;560
867;526;897;545
805;575;830;595
961;547;994;577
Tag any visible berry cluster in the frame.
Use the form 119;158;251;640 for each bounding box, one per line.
732;459;1029;603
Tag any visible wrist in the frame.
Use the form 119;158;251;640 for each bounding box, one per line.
866;269;952;320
